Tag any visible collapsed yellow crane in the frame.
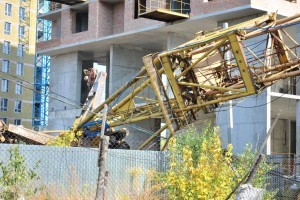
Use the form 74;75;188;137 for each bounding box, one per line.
2;12;300;150
71;12;300;150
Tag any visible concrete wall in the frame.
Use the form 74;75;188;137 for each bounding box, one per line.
48;52;82;130
108;44;152;96
217;92;268;154
108;44;160;149
297;100;300;155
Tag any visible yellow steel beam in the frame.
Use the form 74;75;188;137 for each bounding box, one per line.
181;13;276;47
228;33;256;94
259;69;300;84
173;92;251;112
110;79;151;113
272;30;289;64
108;113;163;127
143;55;176;148
159;56;186;114
110;67;165;113
177;82;244;93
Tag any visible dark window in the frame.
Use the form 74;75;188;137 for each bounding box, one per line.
0;98;8;111
73;11;88;33
14;119;21;125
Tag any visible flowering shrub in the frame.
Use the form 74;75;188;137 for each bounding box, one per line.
159;124;273;199
160;125;234;199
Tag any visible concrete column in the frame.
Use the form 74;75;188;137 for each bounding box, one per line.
296;25;300;156
61;9;72;38
223;22;233;145
296;100;300;155
266;87;271;155
48;52;83;130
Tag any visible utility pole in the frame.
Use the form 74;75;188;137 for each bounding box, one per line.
95;104;109;200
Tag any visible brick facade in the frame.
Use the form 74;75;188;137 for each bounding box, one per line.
36;0;300;52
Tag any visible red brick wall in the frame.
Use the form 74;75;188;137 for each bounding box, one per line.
37;0;252;51
36;0;299;52
60;9;72;39
124;0;163;32
113;3;124;34
190;0;251;16
98;2;114;37
88;1;99;38
52;20;58;39
36;38;61;51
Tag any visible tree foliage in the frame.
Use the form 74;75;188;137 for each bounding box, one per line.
47;130;82;146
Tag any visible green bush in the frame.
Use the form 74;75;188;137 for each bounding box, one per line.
0;145;41;200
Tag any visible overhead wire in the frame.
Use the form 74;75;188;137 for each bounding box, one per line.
0;74;84;129
0;71;85;108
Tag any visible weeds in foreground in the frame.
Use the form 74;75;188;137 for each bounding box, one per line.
120;167;165;200
31;167;95;200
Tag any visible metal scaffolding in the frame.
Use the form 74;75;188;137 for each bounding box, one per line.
138;0;190;22
32;1;52;130
19;0;31;52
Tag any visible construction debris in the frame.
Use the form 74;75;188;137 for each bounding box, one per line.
235;184;264;200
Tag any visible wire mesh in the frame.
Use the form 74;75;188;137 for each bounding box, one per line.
0;144;168;199
266;155;300;199
1;138;300;199
138;0;191;15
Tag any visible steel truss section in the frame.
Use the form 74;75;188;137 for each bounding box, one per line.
32;1;52;130
33;55;50;129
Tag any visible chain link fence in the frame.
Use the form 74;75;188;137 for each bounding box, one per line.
1;126;300;199
2;115;299;199
0;143;169;199
266;154;300;199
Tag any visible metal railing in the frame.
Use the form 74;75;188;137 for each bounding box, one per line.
286;0;297;3
138;0;190;15
49;2;62;11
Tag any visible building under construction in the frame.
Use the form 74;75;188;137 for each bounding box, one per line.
36;0;300;154
0;0;37;128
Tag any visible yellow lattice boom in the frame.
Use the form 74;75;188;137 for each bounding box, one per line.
72;13;300;149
